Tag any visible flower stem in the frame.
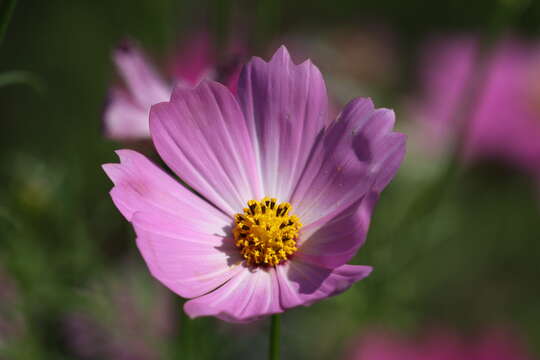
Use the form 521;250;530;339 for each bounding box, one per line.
269;314;281;360
179;300;192;360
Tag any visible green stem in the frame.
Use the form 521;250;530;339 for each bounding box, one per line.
179;300;192;360
269;314;281;360
0;0;17;48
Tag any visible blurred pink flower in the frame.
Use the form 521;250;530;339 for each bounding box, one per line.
347;327;534;360
413;35;540;177
63;263;175;360
103;33;245;140
103;46;406;323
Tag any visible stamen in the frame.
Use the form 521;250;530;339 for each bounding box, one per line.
233;197;302;267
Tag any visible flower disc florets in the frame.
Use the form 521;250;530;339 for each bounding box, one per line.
233;197;302;267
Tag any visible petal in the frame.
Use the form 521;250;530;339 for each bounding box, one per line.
104;41;172;140
103;150;240;298
103;88;150;140
183;267;282;323
150;81;262;216
276;261;372;309
102;149;230;231
291;97;406;227
237;45;329;200
416;36;478;145
294;192;379;268
132;210;243;299
113;41;170;107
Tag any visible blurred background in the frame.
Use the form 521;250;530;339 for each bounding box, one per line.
1;0;540;359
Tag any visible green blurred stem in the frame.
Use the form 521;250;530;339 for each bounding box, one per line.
269;314;281;360
0;0;17;48
179;300;193;360
0;70;45;93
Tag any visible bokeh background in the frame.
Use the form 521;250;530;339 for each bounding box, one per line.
1;0;540;359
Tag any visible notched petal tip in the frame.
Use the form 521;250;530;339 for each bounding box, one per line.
148;80;237;141
112;38;148;65
102;149;156;186
149;100;171;119
247;44;318;70
101;163;118;180
271;45;292;61
102;150;132;183
270;44;320;70
156;79;232;107
115;37;137;54
114;148;148;165
356;265;374;278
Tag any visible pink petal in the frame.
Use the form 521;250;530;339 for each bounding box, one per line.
416;36;478;148
132;210;243;299
295;192;379;268
103;88;150;140
467;40;540;172
113;41;170;107
276;261;372;309
102;149;229;231
104;42;172;140
103;150;240;298
150;81;262;216
237;45;328;200
183;267;283;323
291;97;406;227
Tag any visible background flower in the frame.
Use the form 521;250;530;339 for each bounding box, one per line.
346;327;534;360
103;32;245;140
410;35;540;180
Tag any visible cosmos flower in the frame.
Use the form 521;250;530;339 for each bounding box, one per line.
412;36;540;178
103;46;406;322
103;32;244;140
346;327;534;360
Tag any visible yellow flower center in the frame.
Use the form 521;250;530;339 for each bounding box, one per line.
233;197;302;267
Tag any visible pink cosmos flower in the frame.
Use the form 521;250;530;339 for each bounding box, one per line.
413;36;540;178
103;46;406;323
103;33;244;140
346;327;534;360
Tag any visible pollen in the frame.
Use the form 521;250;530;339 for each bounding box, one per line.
233;197;302;267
